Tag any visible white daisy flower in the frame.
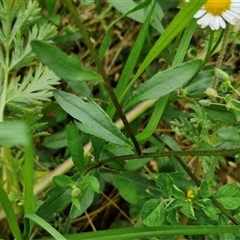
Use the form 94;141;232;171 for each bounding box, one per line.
186;0;240;30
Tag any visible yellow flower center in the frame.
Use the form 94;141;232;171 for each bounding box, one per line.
205;0;231;16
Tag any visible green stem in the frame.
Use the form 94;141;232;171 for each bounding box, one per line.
201;30;214;68
62;0;141;156
84;147;240;174
210;196;240;225
212;24;230;89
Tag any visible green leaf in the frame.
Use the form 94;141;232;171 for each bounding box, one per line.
54;90;132;147
107;0;156;117
156;173;174;197
25;213;67;240
205;107;237;125
38;225;240;240
70;187;95;219
107;0;164;33
0;186;22;240
172;185;185;200
200;180;212;198
42;129;67;149
53;175;75;188
166;208;179;225
115;175;138;204
103;172;156;196
99;0;152;60
0;121;29;146
182;202;196;220
6;64;60;107
141;199;165;226
135;19;198;144
31;40;102;82
214;184;240;210
36;186;72;219
186;69;214;97
165;199;183;211
197;199;219;221
136;96;169;143
124;158;151;171
172;20;197;66
67;123;84;173
90;135;105;162
217;126;240;142
119;0;206;102
125;60;202;109
81;175;100;193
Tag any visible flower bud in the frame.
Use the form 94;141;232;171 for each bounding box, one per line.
205;88;218;98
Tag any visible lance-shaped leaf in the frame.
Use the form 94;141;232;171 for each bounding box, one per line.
125;60;202;109
31;40;102;82
67;123;84;174
54;90;132;147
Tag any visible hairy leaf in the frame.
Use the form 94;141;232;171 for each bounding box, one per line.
214;184;240;210
54;90;132;147
115;175;138;204
125;60;201;109
141;199;165;226
67;123;84;173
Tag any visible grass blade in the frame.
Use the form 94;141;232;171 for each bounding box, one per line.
107;1;156;117
25;213;67;240
0;186;23;240
120;0;206;100
41;225;240;240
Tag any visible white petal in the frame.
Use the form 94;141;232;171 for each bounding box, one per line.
227;9;240;19
187;0;240;29
228;9;240;19
210;16;220;30
231;7;240;14
231;3;240;8
222;11;237;24
219;17;227;29
231;0;240;4
197;13;213;29
194;9;206;18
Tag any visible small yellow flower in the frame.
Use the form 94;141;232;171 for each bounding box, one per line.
186;186;199;202
187;190;195;199
186;0;240;30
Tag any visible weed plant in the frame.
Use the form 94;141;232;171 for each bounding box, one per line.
1;0;240;239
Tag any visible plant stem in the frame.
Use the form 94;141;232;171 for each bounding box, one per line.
62;0;142;156
84;147;240;175
212;24;230;89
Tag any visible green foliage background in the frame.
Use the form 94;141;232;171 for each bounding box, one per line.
1;0;240;239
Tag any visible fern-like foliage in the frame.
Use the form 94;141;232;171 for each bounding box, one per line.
8;107;49;137
0;0;60;119
6;64;60;107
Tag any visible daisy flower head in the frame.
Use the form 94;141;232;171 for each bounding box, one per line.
186;0;240;30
